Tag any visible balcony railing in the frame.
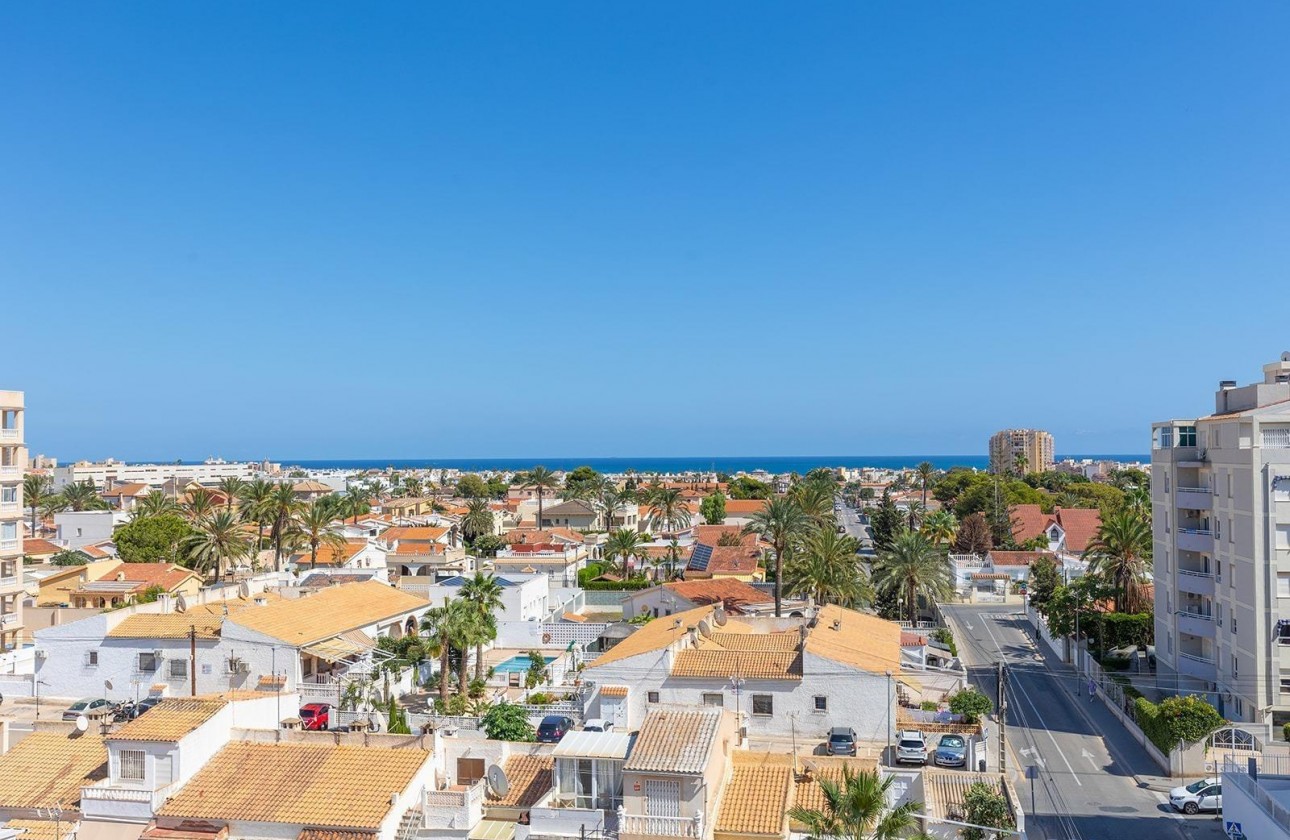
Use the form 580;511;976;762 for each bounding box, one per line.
0;429;17;441
1178;528;1212;536
1176;487;1210;495
0;613;20;627
1262;428;1290;449
0;540;17;553
620;816;702;839
1179;651;1215;664
1176;609;1213;621
0;575;20;589
1178;569;1214;579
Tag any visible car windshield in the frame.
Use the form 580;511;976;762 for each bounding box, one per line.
70;701;88;711
940;736;965;749
300;709;316;718
1184;779;1210;794
899;740;923;749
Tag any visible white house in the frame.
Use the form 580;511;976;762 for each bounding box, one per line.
403;574;551;623
54;510;126;549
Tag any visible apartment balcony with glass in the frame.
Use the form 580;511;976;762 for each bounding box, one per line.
1177;634;1216;681
1177;515;1214;554
1177;552;1215;596
1177;596;1215;638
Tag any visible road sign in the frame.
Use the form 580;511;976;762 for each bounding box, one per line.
1225;821;1245;840
1025;765;1038;780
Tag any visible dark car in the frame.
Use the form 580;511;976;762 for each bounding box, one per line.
827;727;857;756
299;703;331;731
63;698;113;721
537;715;574;743
934;734;967;767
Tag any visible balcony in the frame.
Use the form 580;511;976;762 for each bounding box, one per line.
1177;651;1216;680
81;780;176;822
1176;569;1215;596
1176;609;1215;638
0;466;18;480
0;612;21;629
1177;529;1214;553
1175;488;1212;510
0;575;20;591
620;816;702;839
0;428;17;441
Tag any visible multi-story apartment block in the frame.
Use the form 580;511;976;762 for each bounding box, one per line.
1152;354;1290;727
52;458;276;490
988;428;1054;475
0;390;25;654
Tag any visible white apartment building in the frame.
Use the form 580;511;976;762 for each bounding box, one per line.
0;390;25;655
52;458;274;490
1152;354;1290;728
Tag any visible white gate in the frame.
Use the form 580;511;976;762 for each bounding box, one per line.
645;779;680;818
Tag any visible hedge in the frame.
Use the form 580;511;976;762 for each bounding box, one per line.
583;579;654;591
1133;695;1225;753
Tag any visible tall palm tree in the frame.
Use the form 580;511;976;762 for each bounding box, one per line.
744;496;812;617
903;500;925;532
519;466;559;528
182;487;218;520
403;476;424;498
59;480;107;511
787;765;919;840
916;461;936;508
1124;485;1150;518
792;480;836;527
872;531;951;623
460;573;505;681
1083;509;1153;613
920;510;958;548
266;483;303;571
23;474;51;536
421;601;468;700
238;479;276;550
39;493;69;522
605;528;645;576
461;498;495;543
217;477;246;512
132;491;181;520
344;484;373;524
784;529;869;607
594;484;630;532
645;487;692;534
296;499;347;569
1014;452;1029;477
184;510;253;580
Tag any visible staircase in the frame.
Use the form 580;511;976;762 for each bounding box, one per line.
395;806;423;840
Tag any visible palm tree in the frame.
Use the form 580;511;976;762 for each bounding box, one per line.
296;499;347;569
784;529;869;606
23;474;51;536
39;493;69;522
904;500;925;532
788;765;919;840
1083;509;1153;613
1014;452;1029;477
266;483;303;571
238;479;276;550
59;480;107;511
792;480;836;527
594;484;630;532
916;461;936;508
403;476;424;498
744;496;812;617
1124;485;1150;518
421;601;469;700
217;477;246;512
872;531;952;624
184;510;253;580
182;487;218;520
645;487;691;534
461;498;495;543
132;492;181;520
344;484;373;524
460;573;505;681
920;510;958;548
519;466;559;528
605;528;645;576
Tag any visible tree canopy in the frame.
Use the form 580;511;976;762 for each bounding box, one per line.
114;514;197;564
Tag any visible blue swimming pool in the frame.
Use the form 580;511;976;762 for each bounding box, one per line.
494;655;556;673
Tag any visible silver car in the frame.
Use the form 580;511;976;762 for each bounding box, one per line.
895;730;927;765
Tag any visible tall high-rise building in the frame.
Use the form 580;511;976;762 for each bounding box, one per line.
1152;354;1290;725
988;428;1054;475
0;390;24;654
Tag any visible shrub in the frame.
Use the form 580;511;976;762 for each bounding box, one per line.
931;627;958;657
920;701;939;712
526;692;555;706
1099;655;1131;671
481;702;535;742
961;781;1014;840
583;578;653;591
1134;695;1225;753
948;688;994;724
1283;722;1290;743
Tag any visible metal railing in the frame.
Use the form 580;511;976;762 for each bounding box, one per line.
619;815;701;838
1177;569;1214;579
1176;486;1210;494
1178;528;1212;536
0;576;20;589
1178;651;1215;664
1175;609;1213;620
1261;428;1290;449
1221;760;1290;829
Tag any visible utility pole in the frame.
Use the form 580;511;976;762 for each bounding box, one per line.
997;660;1007;773
189;625;197;696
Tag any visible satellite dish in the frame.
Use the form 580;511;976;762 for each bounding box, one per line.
238;582;252;599
176;594;188;613
486;764;510;797
697;619;712;638
712;608;727;627
75;715;89;733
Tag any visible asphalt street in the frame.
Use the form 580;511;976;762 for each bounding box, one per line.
941;604;1226;840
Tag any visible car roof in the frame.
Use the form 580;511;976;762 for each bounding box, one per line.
898;730;923;738
829;727;854;736
300;703;329;710
539;715;569;724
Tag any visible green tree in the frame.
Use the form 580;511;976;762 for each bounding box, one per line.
961;782;1014;840
132;492;181;520
455;474;489;499
472;534;506;557
916;461;936;508
784;529;869;607
59;480;108;511
114;514;197;563
266;483;302;571
23;474;52;536
237;479;276;550
421;601;468;700
184;509;253;579
952;512;992;555
786;765;918;840
525;649;549;689
386;696;412;734
948;688;993;724
295;499;346;569
460;572;505;681
461;498;496;543
50;549;89;566
868;489;905;554
343;483;373;523
595;484;631;531
920;510;957;547
216;477;246;512
605;528;645;576
728;476;771;500
872;531;951;623
744;496;812;617
1027;555;1060;613
481;702;536;741
792;480;837;528
182;487;218;521
1133;695;1225;754
562;466;602;500
1084;509;1153;613
700;491;727;526
518;466;559;528
645;487;692;534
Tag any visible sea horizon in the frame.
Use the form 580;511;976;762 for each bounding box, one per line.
127;453;1150;474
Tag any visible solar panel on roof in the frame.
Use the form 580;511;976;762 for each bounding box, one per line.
689;543;713;572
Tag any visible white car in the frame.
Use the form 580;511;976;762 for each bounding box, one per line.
1168;778;1221;814
583;718;614;732
895;730;928;765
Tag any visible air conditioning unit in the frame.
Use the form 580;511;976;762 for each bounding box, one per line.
228;656;245;673
234;661;251;674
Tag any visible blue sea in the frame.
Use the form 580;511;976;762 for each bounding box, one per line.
270;454;1148;474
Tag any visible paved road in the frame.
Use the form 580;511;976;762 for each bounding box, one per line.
835;504;870;544
941;604;1225;840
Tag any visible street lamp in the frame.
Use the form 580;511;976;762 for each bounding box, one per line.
35;679;48;720
885;670;893;765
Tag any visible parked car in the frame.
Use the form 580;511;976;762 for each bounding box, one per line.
537;715;575;743
583;718;614;733
1169;778;1222;814
299;703;331;731
895;730;928;765
934;734;967;767
62;698;113;721
827;727;858;756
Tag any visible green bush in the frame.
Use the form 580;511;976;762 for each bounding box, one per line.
1134;695;1225;753
1099;655;1131;671
1283;722;1290;743
919;701;939;712
931;627;958;657
526;692;555;705
583;578;653;591
948;688;994;724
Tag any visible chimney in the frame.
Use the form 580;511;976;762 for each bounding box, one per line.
0;719;9;754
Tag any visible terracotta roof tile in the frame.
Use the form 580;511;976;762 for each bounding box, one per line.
1009;504;1051;545
791;757;879;819
987;551;1052;568
804;605;904;675
722;500;770;515
109;697;228;742
226;581;428;646
599;685;629;698
4;820;70;840
660;580;771;613
290;539;371;567
0;732;108;809
486;754;552;809
623;708;723;774
691;526;757;547
672;649;801;680
715;753;791;836
297;830;376;840
586;605;713;667
1055;507;1101;553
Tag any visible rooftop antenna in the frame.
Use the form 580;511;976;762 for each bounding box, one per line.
486;764;511;797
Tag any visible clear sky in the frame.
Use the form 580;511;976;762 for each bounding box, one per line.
4;3;1289;461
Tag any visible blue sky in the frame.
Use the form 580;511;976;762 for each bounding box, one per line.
4;3;1289;460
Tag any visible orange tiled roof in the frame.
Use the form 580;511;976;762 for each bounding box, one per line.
486;754;552;809
1055;507;1101;553
0;732;108;809
715;752;792;836
988;550;1052;568
661;579;771;613
293;539;371;566
22;538;61;556
723;499;770;514
691;525;757;547
1009;504;1050;545
110;697;228;742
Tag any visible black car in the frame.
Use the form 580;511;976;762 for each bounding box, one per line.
827;727;857;756
537;715;574;743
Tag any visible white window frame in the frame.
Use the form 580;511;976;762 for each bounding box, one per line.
84;650;99;667
813;695;828;712
751;694;773;716
119;749;146;781
169;659;188;679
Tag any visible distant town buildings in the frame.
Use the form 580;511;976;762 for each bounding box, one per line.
1152;353;1290;725
52;458;280;490
0;389;23;656
988;428;1054;475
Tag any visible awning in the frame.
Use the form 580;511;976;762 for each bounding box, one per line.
551;730;633;759
80;822;150;840
303;629;375;663
469;821;517;840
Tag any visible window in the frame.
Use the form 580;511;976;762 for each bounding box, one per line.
1216;519;1221;540
0;522;14;541
813;695;828;712
1179;426;1197;447
169;659;188;679
1232;655;1239;678
647;691;660;704
84;650;99;667
119;749;146;781
751;694;773;716
1278;574;1290;598
1216;560;1222;583
1229;517;1234;543
1280;677;1290;694
137;653;158;673
1227;473;1233;498
0;486;15;504
1158;427;1174;449
1164;474;1171;494
701;693;724;707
